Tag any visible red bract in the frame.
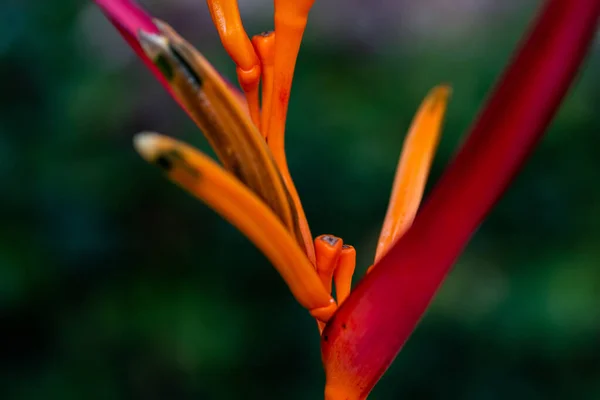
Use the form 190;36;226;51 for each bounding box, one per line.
321;0;600;398
94;0;168;87
95;0;247;112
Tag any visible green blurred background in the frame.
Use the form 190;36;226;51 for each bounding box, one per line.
1;0;599;398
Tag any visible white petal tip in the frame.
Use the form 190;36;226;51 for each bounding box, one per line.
133;132;160;160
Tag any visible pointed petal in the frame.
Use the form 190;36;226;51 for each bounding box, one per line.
95;0;156;34
374;85;451;264
94;0;172;94
321;0;600;398
133;132;337;321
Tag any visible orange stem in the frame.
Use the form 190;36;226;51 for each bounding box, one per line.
206;0;261;128
266;0;317;263
315;235;344;294
252;31;276;139
334;245;356;305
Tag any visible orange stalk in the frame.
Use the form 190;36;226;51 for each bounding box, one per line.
206;0;261;128
333;245;356;305
374;85;451;264
133;132;337;322
252;31;276;139
264;0;317;264
268;0;315;146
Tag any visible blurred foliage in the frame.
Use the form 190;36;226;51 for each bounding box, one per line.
1;1;600;399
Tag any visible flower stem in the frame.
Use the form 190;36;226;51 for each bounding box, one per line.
322;1;600;398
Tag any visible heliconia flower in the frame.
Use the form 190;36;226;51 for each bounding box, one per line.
94;0;600;398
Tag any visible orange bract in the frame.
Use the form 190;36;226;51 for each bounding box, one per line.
138;23;307;250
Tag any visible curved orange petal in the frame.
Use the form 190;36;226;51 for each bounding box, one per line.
374;85;450;264
134;132;337;321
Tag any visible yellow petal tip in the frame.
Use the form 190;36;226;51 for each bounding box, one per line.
428;84;453;109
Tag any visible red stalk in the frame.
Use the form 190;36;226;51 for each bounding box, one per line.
321;1;600;398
